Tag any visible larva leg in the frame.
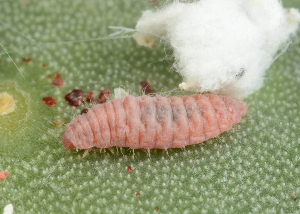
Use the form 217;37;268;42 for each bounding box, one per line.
82;149;90;158
83;150;89;158
147;149;151;158
107;147;114;154
140;148;147;153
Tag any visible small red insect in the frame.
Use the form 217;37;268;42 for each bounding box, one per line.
61;94;247;150
42;97;56;106
127;166;133;172
0;171;9;181
52;74;64;86
22;58;32;62
135;193;140;197
65;89;84;107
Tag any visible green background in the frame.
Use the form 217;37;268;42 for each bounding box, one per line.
0;0;299;213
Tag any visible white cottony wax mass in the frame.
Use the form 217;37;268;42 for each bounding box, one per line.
135;0;300;98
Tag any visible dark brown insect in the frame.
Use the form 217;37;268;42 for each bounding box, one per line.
42;97;56;106
97;88;111;103
61;94;247;150
81;108;89;115
65;89;84;107
140;81;154;95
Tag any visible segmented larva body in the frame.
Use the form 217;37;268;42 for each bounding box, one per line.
62;94;247;150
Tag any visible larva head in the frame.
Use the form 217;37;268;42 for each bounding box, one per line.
61;133;75;150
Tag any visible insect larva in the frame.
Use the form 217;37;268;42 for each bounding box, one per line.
61;94;248;150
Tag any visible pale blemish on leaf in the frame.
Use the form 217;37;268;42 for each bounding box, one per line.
0;82;30;132
0;92;15;116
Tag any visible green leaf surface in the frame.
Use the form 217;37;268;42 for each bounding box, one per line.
0;0;300;213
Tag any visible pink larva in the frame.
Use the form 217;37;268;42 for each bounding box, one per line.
61;94;248;150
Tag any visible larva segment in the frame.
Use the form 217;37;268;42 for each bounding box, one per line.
154;97;173;149
220;95;245;126
85;109;103;147
104;101;118;146
193;95;220;140
110;98;128;147
139;96;158;149
61;94;248;150
124;96;142;149
181;95;205;145
73;116;94;149
203;94;230;132
169;96;189;148
92;104;111;148
61;125;75;150
80;116;94;148
70;117;86;149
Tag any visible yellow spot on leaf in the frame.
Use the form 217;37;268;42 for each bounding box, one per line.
0;92;15;116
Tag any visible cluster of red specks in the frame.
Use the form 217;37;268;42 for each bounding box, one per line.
65;88;111;107
127;166;133;172
22;58;32;62
65;89;84;107
140;81;154;95
52;74;64;86
42;97;56;106
85;91;96;103
85;88;112;104
0;171;9;181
